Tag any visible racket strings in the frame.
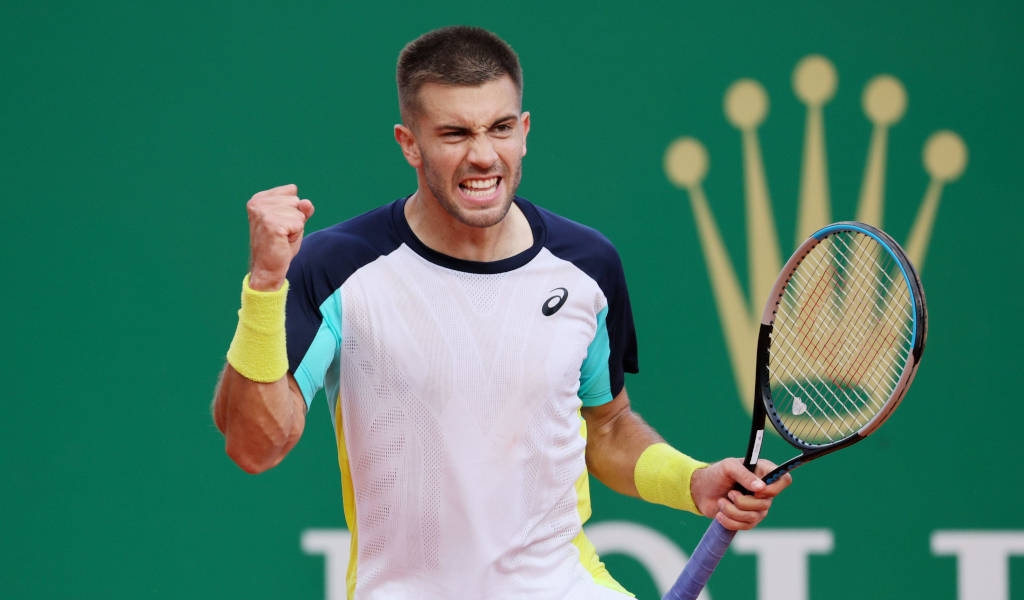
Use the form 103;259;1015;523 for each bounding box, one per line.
823;235;913;393
776;243;905;436
778;235;911;439
829;236;911;388
772;308;891;442
831;233;914;345
768;231;915;444
789;234;909;382
779;260;894;416
770;300;874;442
769;328;877;441
769;369;854;442
794;237;908;393
772;317;880;441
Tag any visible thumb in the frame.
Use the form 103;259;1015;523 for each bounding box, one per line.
297;199;315;221
726;460;766;494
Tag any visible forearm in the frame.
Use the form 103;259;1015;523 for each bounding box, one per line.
583;388;708;514
583;403;663;497
213;365;306;474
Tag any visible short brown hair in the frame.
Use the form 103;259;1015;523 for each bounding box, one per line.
396;26;523;124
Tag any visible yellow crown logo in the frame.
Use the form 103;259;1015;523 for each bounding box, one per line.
663;55;967;418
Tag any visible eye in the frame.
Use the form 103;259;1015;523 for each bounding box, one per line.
493;122;515;135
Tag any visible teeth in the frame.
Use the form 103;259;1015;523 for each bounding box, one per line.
462;177;498;190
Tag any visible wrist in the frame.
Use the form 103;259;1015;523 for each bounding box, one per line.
634;443;708;515
248;268;287;292
227;274;290;382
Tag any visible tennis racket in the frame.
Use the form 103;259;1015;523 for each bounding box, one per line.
663;221;928;600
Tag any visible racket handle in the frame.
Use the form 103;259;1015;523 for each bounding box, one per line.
661;520;736;600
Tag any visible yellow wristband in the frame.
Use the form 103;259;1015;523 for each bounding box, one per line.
634;443;709;515
226;274;289;383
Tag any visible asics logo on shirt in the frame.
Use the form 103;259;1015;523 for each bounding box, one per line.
541;287;569;316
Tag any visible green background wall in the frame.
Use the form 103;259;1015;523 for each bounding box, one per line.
3;1;1022;598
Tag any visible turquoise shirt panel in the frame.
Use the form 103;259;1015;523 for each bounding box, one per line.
294;290;343;407
578;306;613;407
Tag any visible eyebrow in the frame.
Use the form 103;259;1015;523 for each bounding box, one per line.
435;114;518;133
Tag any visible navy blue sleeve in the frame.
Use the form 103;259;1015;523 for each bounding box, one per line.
284;201;403;375
537;206;639;398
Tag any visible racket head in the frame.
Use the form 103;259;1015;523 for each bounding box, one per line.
756;221;927;451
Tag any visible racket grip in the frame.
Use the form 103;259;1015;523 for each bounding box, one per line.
661;520;736;600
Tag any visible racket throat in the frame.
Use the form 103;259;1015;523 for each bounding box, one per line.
763;457;803;486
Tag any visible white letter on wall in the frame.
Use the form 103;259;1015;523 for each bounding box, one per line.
301;529;352;600
731;529;833;600
931;530;1024;600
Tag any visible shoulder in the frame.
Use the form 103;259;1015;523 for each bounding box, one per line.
301;201;400;259
534;203;618;254
287;200;404;301
528;201;626;282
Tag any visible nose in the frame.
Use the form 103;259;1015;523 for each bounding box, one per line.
467;134;499;170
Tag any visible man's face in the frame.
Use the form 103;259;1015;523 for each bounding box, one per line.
398;76;530;228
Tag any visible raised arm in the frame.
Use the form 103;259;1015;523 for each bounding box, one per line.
211;184;315;474
582;387;792;530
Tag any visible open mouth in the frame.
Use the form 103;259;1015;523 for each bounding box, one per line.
458;176;501;200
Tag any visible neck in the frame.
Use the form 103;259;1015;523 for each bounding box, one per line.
404;189;533;262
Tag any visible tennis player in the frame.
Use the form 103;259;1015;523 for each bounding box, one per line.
212;26;791;599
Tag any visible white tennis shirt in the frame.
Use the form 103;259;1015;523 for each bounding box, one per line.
286;197;639;599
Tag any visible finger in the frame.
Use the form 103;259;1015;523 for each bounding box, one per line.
723;459;766;494
715;509;761;532
266;195;300;207
752;461;793;497
727;490;773;512
247;195;299;219
282;215;310;236
257;183;298;197
255;210;302;233
718;496;766;523
264;201;304;219
758;476;792;498
297;199;315;220
753;460;777;478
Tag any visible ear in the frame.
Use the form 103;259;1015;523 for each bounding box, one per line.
520;111;531;158
394;123;422;168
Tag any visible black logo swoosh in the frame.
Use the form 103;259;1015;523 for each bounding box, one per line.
542;287;568;316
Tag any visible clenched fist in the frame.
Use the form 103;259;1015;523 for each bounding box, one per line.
246;184;315;291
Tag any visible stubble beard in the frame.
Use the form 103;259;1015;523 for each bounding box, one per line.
422;157;523;229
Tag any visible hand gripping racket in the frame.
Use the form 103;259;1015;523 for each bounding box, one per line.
663;222;928;600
